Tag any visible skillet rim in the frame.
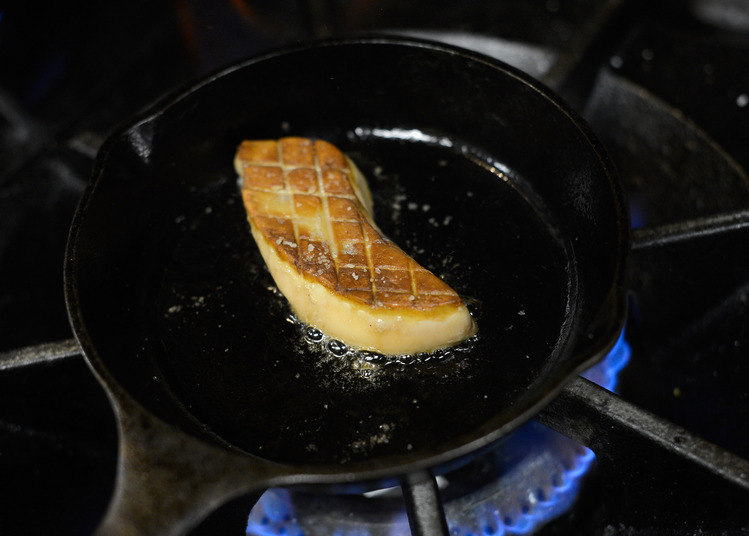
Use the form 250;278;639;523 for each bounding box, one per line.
64;36;630;479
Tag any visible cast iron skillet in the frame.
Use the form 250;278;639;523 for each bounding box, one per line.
65;38;628;536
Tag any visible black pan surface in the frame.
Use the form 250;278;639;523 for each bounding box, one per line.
66;39;628;472
154;138;570;464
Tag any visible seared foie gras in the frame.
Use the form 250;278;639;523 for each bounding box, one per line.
235;137;475;355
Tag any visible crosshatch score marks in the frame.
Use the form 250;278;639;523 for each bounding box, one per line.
237;137;460;310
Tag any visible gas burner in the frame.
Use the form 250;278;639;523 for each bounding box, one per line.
246;336;630;536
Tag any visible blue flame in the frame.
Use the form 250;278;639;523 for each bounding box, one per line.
247;334;631;536
245;489;302;536
628;193;648;229
451;445;597;536
581;330;630;393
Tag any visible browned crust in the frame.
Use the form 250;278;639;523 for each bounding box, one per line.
236;137;462;311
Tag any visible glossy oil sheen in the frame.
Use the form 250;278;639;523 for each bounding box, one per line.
151;137;571;464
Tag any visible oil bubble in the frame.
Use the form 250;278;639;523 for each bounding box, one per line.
429;349;445;361
327;339;348;356
465;298;482;319
359;351;386;363
305;327;324;342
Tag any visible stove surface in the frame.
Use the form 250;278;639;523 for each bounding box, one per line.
1;1;748;535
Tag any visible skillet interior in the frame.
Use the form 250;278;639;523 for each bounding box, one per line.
153;137;571;464
68;40;627;469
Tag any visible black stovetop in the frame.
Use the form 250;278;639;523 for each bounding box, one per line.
1;1;748;535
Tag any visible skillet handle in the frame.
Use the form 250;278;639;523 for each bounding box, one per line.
95;392;285;536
